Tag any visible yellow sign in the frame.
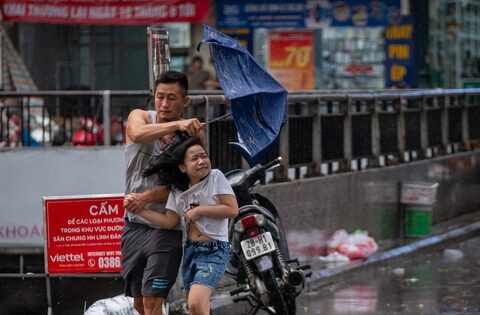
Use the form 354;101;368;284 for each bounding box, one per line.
390;65;407;81
386;25;413;39
388;44;410;59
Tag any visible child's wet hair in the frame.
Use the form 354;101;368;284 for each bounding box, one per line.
142;135;205;191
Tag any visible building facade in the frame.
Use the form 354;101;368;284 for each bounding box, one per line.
1;0;476;91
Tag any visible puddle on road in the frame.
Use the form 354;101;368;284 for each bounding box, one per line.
296;236;480;314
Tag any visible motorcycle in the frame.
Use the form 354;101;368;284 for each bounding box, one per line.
226;157;311;315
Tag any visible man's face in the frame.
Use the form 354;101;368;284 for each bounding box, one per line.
154;83;189;122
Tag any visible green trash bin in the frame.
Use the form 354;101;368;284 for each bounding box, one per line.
400;182;439;238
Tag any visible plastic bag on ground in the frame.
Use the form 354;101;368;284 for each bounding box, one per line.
318;252;350;262
326;229;378;259
84;294;138;315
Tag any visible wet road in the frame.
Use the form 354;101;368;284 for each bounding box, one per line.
296;236;480;315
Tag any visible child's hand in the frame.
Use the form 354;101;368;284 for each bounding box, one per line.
185;206;200;224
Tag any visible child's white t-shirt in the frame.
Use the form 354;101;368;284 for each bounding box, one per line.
165;169;234;242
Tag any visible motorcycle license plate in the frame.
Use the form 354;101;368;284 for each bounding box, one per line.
240;232;276;260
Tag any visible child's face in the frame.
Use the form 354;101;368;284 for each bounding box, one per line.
179;144;211;184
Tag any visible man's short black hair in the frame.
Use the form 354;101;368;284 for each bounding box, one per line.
155;70;189;95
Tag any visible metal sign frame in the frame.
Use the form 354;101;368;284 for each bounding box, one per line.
147;26;171;96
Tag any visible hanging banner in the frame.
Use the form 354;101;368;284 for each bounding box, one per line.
44;194;125;274
268;30;315;90
0;0;210;25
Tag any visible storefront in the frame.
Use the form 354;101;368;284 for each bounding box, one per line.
0;0;210;91
429;0;480;88
0;0;430;91
216;0;420;90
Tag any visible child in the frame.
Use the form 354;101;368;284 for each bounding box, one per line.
138;136;238;315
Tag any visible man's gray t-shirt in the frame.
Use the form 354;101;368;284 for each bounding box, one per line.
124;110;181;230
165;169;234;242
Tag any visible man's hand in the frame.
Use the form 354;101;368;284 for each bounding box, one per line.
124;192;150;214
178;118;203;136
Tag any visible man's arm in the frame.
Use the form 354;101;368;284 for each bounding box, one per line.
124;187;170;213
125;109;203;144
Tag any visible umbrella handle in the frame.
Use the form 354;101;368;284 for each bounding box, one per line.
202;112;232;127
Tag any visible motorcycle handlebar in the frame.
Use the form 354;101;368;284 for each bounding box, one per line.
244;157;282;187
263;156;282;171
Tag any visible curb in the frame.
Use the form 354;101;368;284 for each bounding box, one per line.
208;219;480;315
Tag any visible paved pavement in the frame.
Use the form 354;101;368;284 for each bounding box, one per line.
294;235;480;314
204;210;480;315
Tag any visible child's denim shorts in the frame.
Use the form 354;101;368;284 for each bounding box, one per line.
182;239;231;291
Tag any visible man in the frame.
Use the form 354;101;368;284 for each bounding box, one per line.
122;70;203;315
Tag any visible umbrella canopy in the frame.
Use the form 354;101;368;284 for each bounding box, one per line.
199;25;287;166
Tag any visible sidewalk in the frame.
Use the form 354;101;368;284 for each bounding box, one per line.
206;210;480;315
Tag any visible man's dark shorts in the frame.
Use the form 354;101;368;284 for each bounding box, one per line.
121;220;182;298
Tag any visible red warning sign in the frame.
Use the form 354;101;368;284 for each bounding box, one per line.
44;194;125;274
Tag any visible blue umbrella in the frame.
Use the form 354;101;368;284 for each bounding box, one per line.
199;25;287;166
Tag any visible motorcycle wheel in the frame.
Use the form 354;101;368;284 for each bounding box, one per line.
261;269;289;315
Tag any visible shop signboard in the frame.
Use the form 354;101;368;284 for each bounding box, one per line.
268;30;315;90
330;0;401;27
306;0;401;28
216;0;306;29
217;0;402;29
1;0;210;25
384;19;416;88
44;194;124;274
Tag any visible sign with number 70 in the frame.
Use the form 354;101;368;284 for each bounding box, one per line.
268;30;315;90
